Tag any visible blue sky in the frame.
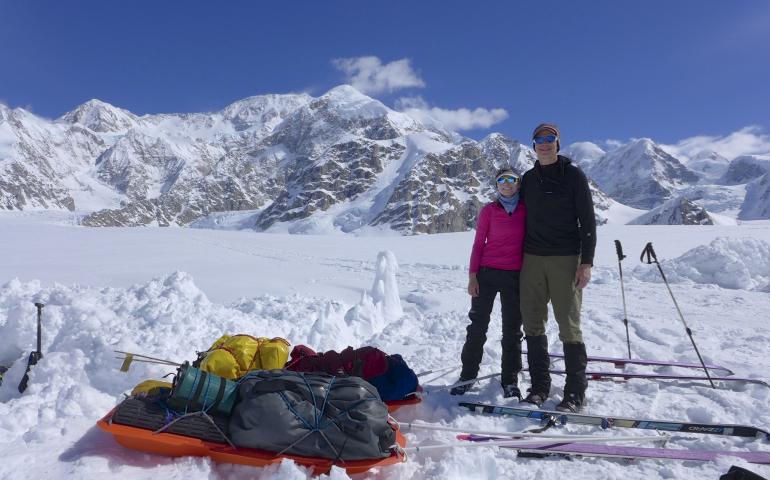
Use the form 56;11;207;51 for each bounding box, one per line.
1;0;769;147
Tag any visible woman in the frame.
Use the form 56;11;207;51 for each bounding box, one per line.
451;167;526;399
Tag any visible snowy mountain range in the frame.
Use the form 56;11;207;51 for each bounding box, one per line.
583;138;700;210
1;86;768;232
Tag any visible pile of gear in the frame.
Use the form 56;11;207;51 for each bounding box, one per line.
103;334;418;473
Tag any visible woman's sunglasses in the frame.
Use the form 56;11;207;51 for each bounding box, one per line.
496;176;520;184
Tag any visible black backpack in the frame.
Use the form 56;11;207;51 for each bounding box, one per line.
228;370;396;461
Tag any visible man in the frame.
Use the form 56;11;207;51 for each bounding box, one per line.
519;123;596;412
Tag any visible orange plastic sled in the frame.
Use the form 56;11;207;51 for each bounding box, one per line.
97;409;406;475
385;387;423;412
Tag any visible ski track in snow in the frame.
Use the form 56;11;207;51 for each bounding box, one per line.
1;215;770;479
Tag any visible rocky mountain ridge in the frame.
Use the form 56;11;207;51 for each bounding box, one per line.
1;87;768;231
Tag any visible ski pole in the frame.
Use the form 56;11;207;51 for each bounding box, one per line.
421;372;501;394
400;421;627;440
416;365;461;378
614;240;632;358
18;302;44;393
404;433;669;454
640;242;716;389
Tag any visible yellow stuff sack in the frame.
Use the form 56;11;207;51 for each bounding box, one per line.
198;334;290;380
131;380;173;397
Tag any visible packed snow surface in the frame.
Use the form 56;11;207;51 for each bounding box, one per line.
1;212;770;479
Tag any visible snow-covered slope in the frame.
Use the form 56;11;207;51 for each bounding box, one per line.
59;99;140;133
740;174;770;220
554;144;629;225
718;155;770;185
252;85;435;232
675;183;747;216
0;105;84;210
1;214;770;479
629;196;715;225
369;135;535;234
686;150;731;182
561;141;605;170
585;138;699;209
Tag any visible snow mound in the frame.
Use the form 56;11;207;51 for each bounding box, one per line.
344;250;404;337
370;250;404;321
632;237;770;290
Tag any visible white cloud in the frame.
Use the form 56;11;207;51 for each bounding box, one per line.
660;126;770;161
602;139;625;151
331;56;425;95
396;96;508;132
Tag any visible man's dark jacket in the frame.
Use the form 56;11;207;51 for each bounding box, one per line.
520;155;596;265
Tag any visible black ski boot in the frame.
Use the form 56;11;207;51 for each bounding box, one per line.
555;392;584;413
557;342;588;412
502;381;521;400
522;335;551;406
450;379;474;396
719;465;768;480
521;389;548;407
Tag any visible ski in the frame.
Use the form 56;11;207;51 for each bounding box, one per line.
457;434;770;464
458;402;770;440
523;351;734;376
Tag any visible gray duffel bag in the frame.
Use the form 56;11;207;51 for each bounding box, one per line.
228;370;396;460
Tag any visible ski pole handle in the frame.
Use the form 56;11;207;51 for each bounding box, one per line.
34;303;44;355
18;302;45;394
614;240;626;261
640;242;657;264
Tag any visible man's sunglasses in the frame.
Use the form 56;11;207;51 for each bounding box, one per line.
533;134;558;144
496;176;520;184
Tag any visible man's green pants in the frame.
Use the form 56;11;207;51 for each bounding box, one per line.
520;253;583;343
